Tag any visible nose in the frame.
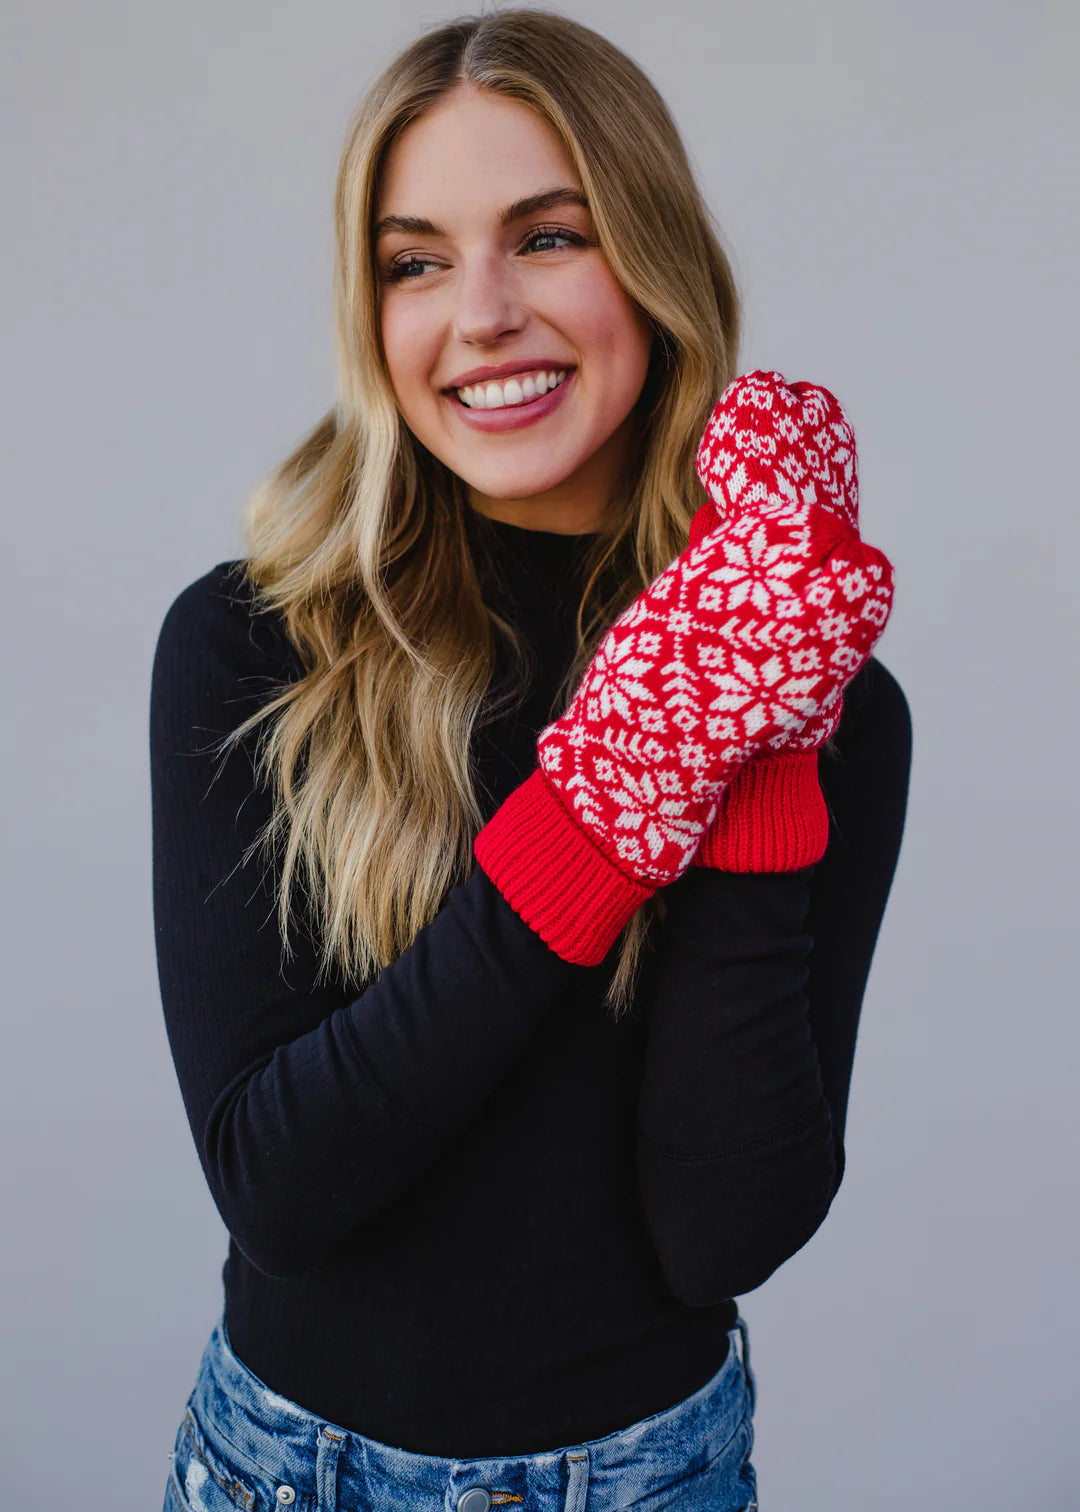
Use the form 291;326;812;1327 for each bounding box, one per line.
451;250;527;347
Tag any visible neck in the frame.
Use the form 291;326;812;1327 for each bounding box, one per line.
467;501;604;537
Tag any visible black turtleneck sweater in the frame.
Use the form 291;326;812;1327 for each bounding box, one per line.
149;510;911;1457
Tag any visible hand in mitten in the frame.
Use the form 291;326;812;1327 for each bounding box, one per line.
473;466;893;966
688;370;884;871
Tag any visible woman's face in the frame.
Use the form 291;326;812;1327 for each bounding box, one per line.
374;85;655;533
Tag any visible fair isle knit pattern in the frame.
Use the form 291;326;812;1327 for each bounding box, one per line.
535;503;892;885
473;372;894;963
695;369;860;533
692;372;885;871
693;370;871;762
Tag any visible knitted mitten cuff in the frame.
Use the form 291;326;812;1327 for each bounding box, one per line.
692;750;829;872
474;767;655;967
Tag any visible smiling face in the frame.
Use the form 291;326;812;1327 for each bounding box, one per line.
374;84;655;533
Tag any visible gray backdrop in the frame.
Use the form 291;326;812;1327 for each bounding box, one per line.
4;1;1077;1506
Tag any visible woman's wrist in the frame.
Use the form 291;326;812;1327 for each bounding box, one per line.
474;767;656;966
693;750;829;871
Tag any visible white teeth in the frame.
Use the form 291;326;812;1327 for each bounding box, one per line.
457;368;568;409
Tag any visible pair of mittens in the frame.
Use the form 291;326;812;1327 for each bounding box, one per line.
473;370;894;964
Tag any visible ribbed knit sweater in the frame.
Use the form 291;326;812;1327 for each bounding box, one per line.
149;506;911;1457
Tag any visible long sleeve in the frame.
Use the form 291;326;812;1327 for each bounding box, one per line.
807;657;913;1177
634;865;833;1306
149;563;595;1280
634;656;912;1307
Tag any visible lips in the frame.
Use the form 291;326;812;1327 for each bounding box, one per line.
450;384;556;414
447;366;576;433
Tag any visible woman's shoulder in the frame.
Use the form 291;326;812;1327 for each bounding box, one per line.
149;560;303;756
152;559;301;688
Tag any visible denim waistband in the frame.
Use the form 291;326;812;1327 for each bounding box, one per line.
178;1308;756;1512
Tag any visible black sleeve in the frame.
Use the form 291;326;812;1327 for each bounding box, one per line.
807;656;913;1186
633;657;913;1307
149;563;594;1280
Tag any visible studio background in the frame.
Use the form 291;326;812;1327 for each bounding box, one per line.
3;1;1076;1506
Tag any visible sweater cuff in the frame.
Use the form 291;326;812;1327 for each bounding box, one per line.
693;750;828;872
474;767;656;966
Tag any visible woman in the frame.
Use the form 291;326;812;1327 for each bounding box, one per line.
150;9;911;1510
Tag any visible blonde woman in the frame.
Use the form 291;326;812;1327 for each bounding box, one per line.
150;9;910;1510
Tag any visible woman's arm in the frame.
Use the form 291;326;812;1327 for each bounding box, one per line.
150;564;595;1281
634;864;833;1306
634;657;912;1306
806;657;914;1181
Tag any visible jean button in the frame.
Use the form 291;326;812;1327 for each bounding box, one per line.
457;1490;491;1512
276;1489;296;1505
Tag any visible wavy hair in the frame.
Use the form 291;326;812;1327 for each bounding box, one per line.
215;6;741;1018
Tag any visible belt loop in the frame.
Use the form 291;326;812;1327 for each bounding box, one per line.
563;1448;590;1512
315;1425;346;1511
735;1314;757;1415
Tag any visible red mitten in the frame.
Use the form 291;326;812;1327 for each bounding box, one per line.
689;370;878;871
473;470;893;965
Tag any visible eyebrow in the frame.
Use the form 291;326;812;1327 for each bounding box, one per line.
373;187;591;240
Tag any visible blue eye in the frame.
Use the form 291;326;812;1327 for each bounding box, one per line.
383;226;586;282
384;254;440;282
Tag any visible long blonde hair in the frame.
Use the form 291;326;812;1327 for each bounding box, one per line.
216;6;741;1018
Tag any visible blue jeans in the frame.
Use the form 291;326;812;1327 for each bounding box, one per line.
164;1309;759;1511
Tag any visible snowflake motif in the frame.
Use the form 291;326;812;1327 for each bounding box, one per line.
703;711;750;743
696;640;733;671
733;425;778;461
594;669;656;722
835;563;872;601
773;620;811;648
676;737;709;774
861;594;892;628
829;643;867;674
670;705;700;735
704;664;775;717
789;646;825;674
655;765;691;795
804;574;839;610
696;372;860;533
702;529;808;616
817;609;854;641
778;452;810;485
637;706;669;734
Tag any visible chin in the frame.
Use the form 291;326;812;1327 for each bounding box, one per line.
453;454;582;501
469;476;568;501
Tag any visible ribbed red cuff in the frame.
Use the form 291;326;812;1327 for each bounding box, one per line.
473;767;656;966
693;750;828;871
